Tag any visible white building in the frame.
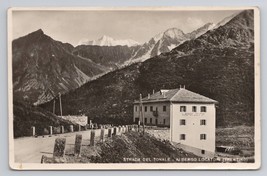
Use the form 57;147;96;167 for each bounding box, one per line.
133;87;218;157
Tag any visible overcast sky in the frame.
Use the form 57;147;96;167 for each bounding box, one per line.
12;10;241;46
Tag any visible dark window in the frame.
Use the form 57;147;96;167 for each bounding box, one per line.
200;134;207;140
150;118;152;124
163;106;166;112
201;106;207;112
144;118;147;124
180;106;186;112
180;134;186;140
135;118;139;123
200;119;206;125
163;119;166;125
192;106;197;112
180;119;186;125
201;150;205;154
145;106;147;112
150;106;153;112
135;106;137;112
156;119;158;125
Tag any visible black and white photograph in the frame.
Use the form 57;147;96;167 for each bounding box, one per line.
8;7;260;170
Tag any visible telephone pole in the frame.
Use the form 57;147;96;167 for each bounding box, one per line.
139;94;145;135
59;93;63;117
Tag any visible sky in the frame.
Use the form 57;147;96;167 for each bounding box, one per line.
12;9;241;46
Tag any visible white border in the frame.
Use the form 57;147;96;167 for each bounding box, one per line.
7;6;261;170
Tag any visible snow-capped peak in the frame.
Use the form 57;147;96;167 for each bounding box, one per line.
152;28;186;42
77;35;140;47
163;28;185;38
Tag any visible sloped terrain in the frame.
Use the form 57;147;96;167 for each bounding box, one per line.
13;101;74;138
72;45;140;68
41;10;255;127
12;29;106;105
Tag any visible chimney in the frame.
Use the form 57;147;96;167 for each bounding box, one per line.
148;93;150;99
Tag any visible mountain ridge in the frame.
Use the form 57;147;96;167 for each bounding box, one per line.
40;10;255;127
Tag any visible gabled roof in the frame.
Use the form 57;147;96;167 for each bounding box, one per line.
134;88;218;104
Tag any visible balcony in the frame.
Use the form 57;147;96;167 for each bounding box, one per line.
153;110;158;117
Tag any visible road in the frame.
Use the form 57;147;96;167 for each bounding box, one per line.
14;129;103;163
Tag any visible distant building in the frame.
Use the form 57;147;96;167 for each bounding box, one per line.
133;87;218;157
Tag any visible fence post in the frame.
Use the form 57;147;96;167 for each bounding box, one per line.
49;126;53;136
74;134;82;157
113;127;117;136
100;128;105;142
90;130;95;146
70;125;73;132
31;126;35;136
108;128;112;138
53;138;66;157
61;126;64;134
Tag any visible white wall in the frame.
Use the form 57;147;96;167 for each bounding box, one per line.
171;103;216;154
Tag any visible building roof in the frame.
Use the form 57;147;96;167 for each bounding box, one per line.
134;88;218;104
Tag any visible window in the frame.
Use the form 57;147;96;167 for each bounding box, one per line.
150;118;152;124
200;119;206;125
201;150;205;154
156;119;158;125
180;106;186;112
144;118;147;124
150;106;153;112
180;134;186;140
163;106;166;112
180;119;186;125
135;106;137;112
145;106;147;112
192;106;197;112
163;119;166;125
201;106;207;112
200;134;207;140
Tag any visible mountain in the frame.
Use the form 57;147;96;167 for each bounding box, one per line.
186;23;215;39
212;11;240;29
129;23;214;63
77;35;140;47
168;10;253;57
40;10;255;127
12;29;107;105
72;45;140;69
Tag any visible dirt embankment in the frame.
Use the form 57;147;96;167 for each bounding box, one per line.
49;131;199;163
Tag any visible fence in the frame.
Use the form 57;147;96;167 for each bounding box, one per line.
41;124;140;163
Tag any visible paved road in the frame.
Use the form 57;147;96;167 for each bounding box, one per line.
14;130;102;163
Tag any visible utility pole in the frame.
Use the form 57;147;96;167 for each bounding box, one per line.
139;94;145;136
53;99;56;114
59;93;63;117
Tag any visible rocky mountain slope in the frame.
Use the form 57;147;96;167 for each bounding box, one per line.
41;10;255;127
129;23;215;63
12;29;107;105
72;45;140;69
